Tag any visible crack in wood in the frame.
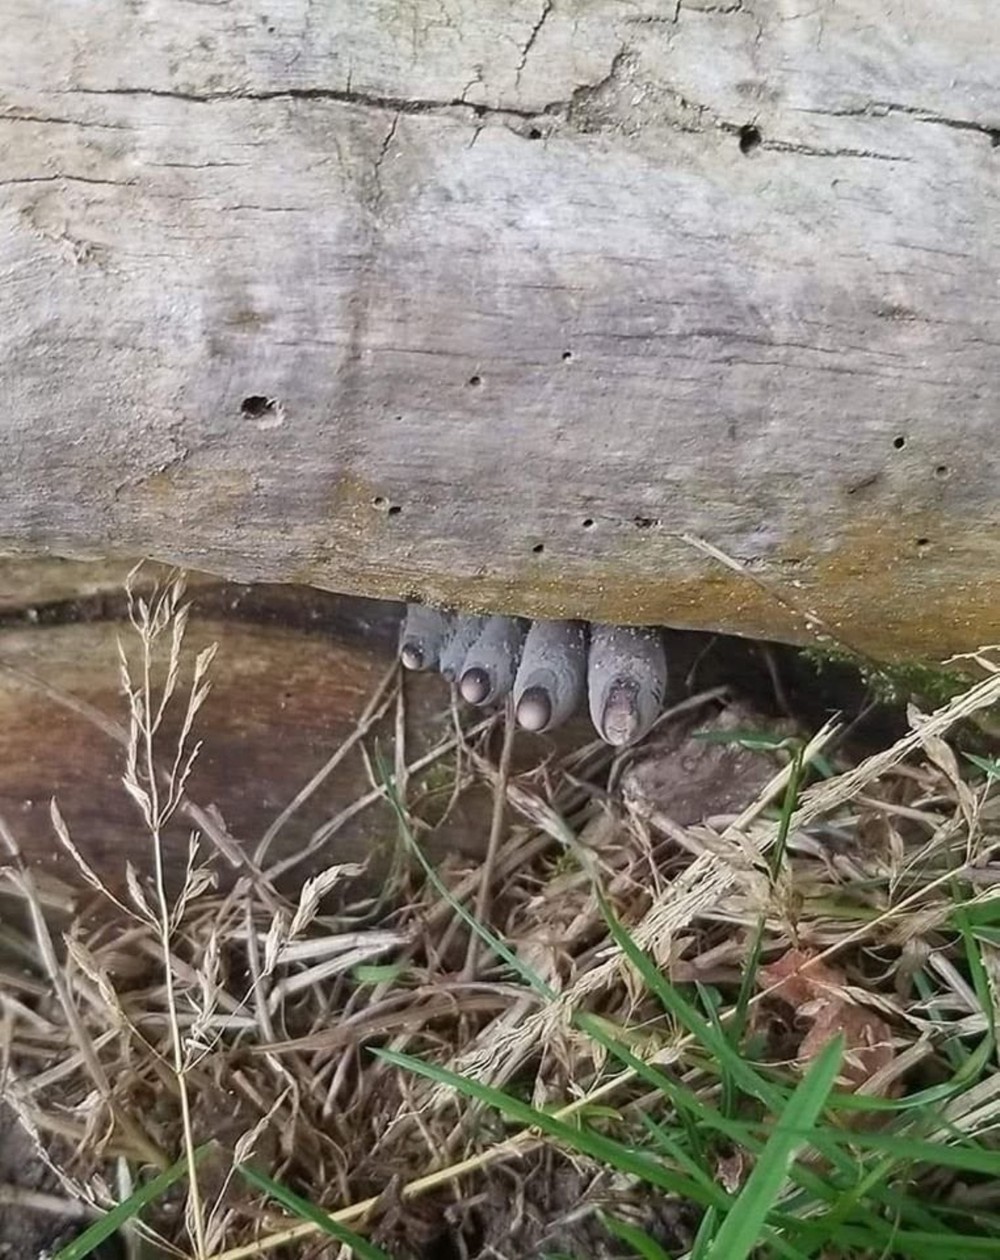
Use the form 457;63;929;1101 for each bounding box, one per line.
515;0;553;86
69;83;549;124
801;100;1000;145
756;136;908;162
67;59;646;138
371;112;400;219
0;173;128;187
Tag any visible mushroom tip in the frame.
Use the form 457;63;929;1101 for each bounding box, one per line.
460;666;491;705
516;686;552;732
600;680;641;746
400;642;424;671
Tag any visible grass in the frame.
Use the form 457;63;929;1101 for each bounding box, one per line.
2;570;1000;1256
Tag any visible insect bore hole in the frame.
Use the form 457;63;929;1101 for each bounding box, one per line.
738;124;762;155
240;395;275;420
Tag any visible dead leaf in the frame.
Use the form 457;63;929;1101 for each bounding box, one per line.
759;948;896;1093
716;1148;751;1194
759;948;845;1008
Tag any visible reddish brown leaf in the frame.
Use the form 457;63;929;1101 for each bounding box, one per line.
758;948;846;1007
758;948;896;1094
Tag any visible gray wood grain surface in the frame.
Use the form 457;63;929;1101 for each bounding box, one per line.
2;1;998;659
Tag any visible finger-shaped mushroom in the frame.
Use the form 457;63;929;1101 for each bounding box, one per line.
400;604;452;672
587;624;667;746
513;619;588;732
459;616;527;706
438;614;488;683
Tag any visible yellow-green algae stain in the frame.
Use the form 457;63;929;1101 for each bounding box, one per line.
112;463;1000;671
292;509;1000;669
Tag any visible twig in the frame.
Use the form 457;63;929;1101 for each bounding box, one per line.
264;715;496;881
462;698;516;980
0;817;167;1170
205;1066;631;1260
124;584;209;1257
0;1184;92;1218
0;654;286;913
253;661;398;865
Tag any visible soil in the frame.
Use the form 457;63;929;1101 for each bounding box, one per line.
0;1104;124;1259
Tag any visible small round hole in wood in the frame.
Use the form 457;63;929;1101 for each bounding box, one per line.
738;124;761;155
240;395;275;420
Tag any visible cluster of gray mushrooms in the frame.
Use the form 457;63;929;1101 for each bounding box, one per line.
399;606;667;746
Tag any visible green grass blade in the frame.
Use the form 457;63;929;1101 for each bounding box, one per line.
576;1012;735;1160
964;752;1000;779
699;1034;843;1260
352;962;407;985
597;892;784;1112
601;1212;674;1258
377;754;555;1000
769;741;805;880
689;1206;718;1259
237;1163;391;1259
375;1047;714;1205
729;914;765;1060
638;1113;724;1204
829;1044;991;1114
53;1146;211;1260
953;894;997;1049
815;1128;1000;1176
833;1225;1000;1258
579;1012;901;1241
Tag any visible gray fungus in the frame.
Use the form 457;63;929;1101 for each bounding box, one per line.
400;605;668;746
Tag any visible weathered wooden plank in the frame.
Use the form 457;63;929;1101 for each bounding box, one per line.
2;1;999;659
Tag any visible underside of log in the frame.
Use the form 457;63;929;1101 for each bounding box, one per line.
3;1;999;659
